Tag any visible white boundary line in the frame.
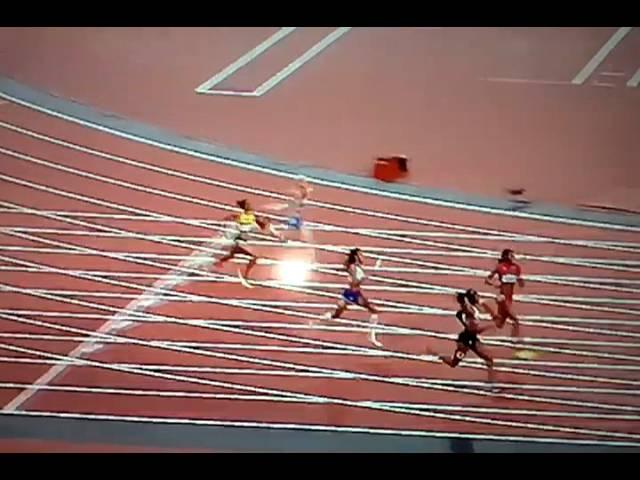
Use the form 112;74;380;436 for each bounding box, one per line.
572;27;633;85
4;332;640;369
3;359;640;396
1;382;638;420
2;311;640;418
3;203;640;324
2;262;640;289
3;312;640;347
252;27;352;96
3;251;639;298
194;27;296;94
627;67;640;87
3;147;640;276
0;92;636;436
483;77;572;86
3;120;640;250
3;277;640;389
5;226;640;267
195;27;353;97
0;341;637;441
4;222;640;323
4;285;640;425
1;91;638;231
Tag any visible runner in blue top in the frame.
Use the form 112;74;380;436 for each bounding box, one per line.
265;177;314;243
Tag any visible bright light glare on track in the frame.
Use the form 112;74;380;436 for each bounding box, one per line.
277;260;311;285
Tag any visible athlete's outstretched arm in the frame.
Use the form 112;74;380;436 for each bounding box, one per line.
485;268;498;286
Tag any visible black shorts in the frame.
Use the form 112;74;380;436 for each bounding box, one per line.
457;330;479;349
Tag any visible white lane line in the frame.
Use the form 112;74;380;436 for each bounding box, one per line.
1;244;211;410
2;156;640;275
4;228;640;295
1;382;638;420
6;226;640;267
4;229;639;283
194;27;297;93
3;312;640;346
2;280;638;311
2;307;639;337
4;284;640;392
3;120;640;249
627;67;640;87
3;279;638;306
4;244;640;350
6;341;638;442
4;220;640;331
0;144;635;272
3;246;640;290
0;199;632;322
4;224;640;324
4;213;636;251
484;77;572;86
2;312;639;417
572;27;633;85
4;332;640;370
8;226;576;244
3;410;639;448
3;263;640;291
599;71;627;77
253;27;352;96
3;359;640;396
1;93;638;232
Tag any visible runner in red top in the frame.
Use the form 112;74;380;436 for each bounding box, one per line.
485;248;523;338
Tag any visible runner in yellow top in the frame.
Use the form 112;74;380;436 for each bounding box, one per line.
213;199;283;287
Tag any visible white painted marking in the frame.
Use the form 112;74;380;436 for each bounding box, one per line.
3;280;640;391
627;67;640;87
592;81;616;88
2;307;638;335
3;210;640;326
572;27;633;85
5;223;640;324
4;337;636;442
194;27;296;94
1;92;637;231
3;145;640;276
199;90;259;97
3;359;640;396
4;332;640;369
253;27;352;96
1;382;638;420
484;77;572;86
2;312;639;418
3;232;640;350
1;235;215;410
3;121;640;257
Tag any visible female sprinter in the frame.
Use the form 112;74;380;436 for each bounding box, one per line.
486;248;524;338
265;176;315;253
429;289;498;388
213;199;282;287
323;248;382;347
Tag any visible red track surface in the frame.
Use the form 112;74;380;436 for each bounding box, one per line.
1;28;639;208
1;28;640;451
0;100;640;449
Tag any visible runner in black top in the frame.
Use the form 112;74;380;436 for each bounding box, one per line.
431;289;497;386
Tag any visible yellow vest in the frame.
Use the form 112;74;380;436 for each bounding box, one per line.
238;212;255;231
